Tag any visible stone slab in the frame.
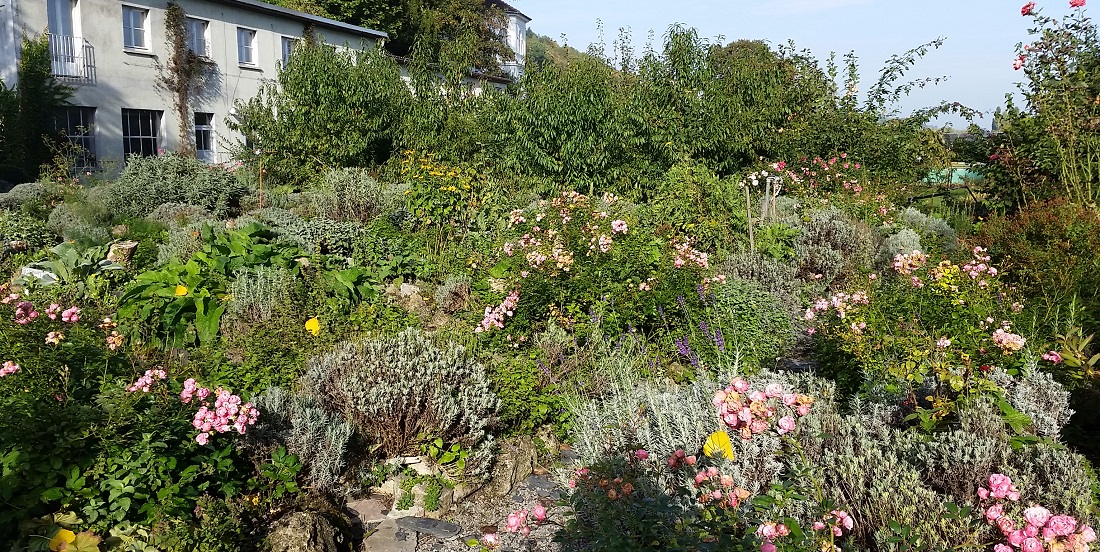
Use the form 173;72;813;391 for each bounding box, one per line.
362;519;416;552
395;517;461;539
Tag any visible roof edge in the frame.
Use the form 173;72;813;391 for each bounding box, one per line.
488;0;531;21
206;0;389;39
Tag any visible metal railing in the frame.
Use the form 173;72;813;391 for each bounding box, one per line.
48;33;95;82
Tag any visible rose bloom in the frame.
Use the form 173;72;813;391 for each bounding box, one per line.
1022;1;1036;15
1023;506;1051;528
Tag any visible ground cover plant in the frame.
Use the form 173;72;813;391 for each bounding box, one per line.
2;2;1100;551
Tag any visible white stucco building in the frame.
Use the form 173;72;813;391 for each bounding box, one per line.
490;0;529;79
1;0;530;169
1;0;388;166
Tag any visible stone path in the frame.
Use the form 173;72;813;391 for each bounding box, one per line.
354;474;567;552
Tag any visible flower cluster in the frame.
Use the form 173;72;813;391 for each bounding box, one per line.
812;510;855;537
0;361;19;377
805;291;870;322
44;331;65;345
992;328;1027;354
671;237;709;269
980;473;1096;552
126;368;168;393
44;304;81;323
694;466;751;508
780;154;864;196
1041;350;1063;364
666;448;698;469
504;192;626;276
712;378;813;440
14;301;39;325
475;289;520;333
181;379;259;445
98;317;125;351
892;250;929;275
504;504;548;536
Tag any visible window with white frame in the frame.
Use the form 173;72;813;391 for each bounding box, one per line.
194;112;215;162
281;36;297;66
52;106;97;170
122;6;148;50
237;27;256;65
122;108;161;157
186;17;209;57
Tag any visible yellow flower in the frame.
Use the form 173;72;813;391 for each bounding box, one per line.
174;285;188;296
305;317;320;336
703;430;735;460
49;529;76;551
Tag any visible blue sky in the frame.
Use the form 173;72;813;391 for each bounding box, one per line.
515;0;1088;129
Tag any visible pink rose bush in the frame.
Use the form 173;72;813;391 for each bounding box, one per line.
979;474;1095;552
475;289;520;333
126;368;168;393
0;360;19;377
181;378;259;445
712;377;814;440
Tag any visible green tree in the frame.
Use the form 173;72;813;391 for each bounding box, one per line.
228;40;409;186
0;34;71;182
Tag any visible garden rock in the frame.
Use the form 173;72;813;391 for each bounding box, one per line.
268;512;339;552
363;519;416;552
106;241;139;267
485;436;537;497
395;517;461;539
348;495;391;525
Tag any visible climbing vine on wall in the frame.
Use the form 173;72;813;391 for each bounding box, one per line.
158;2;214;157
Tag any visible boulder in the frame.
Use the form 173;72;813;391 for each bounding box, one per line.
485;436;538;497
268;512;339;552
106;241;139;267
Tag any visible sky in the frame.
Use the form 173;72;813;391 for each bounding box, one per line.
513;0;1088;129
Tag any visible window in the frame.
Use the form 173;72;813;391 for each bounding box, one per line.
122;6;147;50
281;36;297;66
52;107;96;169
194;112;215;162
186;18;208;57
237;27;256;65
122;108;161;157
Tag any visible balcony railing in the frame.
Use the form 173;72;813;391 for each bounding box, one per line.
48;34;95;82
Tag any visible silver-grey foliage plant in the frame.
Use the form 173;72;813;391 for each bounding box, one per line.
302;328;499;480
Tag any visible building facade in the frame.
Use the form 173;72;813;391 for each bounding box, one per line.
491;0;530;80
2;0;387;167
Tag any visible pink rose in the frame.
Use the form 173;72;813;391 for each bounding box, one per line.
1022;1;1036;15
764;383;784;398
533;504;547;521
1021;537;1043;552
995;546;1013;552
713;390;727;406
731;378;750;393
978;487;990;500
1047;515;1077;537
1070;0;1086;8
999;517;1017;535
1008;530;1026;547
635;449;649;460
777;416;796;435
813;521;826;531
1024;524;1039;538
1081;525;1097;543
986;504;1004;522
782;393;797;406
761;542;777;552
685;455;697;466
1024;506;1051;528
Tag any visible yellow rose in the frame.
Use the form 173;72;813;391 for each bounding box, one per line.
174;285;188;296
305;317;320;336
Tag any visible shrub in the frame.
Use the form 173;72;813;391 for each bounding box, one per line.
227;266;296;324
301;329;499;479
875;226;922;269
718;250;802;314
146;202;215;228
897;206;957;252
0;209;54;252
975;199;1100;338
46;203;110;245
157;221;209;265
796;208;870;286
434;274;471;313
989;362;1074;439
0;182;47;210
106;152;248;218
698;280;794;369
305;167;384;224
251;386;354;494
241;207;362;256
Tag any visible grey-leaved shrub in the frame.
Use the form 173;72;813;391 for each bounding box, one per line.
0;182;47;210
434;275;471;313
228;266;295;323
146;203;215;229
989;363;1074;439
706;280;793;368
46;203;110;245
876;227;923;269
302;328;499;480
106;152;247;218
252;386;354;494
305;168;384;224
242;207;361;256
898;206;957;252
157;221;209;265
